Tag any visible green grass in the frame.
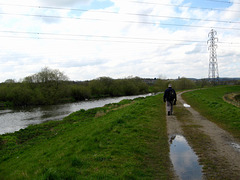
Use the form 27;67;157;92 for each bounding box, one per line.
0;95;173;179
182;85;240;138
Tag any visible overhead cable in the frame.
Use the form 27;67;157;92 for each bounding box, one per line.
0;10;240;24
1;12;240;31
115;0;240;13
206;0;240;5
0;2;239;13
0;30;205;43
0;30;239;45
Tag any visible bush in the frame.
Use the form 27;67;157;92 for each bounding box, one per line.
173;78;196;90
7;86;33;106
0;73;150;106
71;85;91;101
235;94;240;101
0;136;3;149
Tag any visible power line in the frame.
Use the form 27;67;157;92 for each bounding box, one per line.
116;0;240;13
0;36;204;46
1;10;240;24
1;2;240;34
0;30;239;46
0;1;239;14
1;12;240;31
206;0;240;5
0;31;204;45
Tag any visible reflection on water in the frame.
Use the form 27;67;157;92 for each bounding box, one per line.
231;142;240;152
170;135;203;180
0;94;151;135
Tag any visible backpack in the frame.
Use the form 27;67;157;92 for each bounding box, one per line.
168;89;175;101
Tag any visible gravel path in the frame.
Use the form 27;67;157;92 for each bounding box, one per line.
167;90;240;179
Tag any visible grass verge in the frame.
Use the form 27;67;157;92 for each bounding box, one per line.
182;85;240;139
0;95;173;179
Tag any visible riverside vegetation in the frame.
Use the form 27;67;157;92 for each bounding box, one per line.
1;67;239;107
0;94;173;179
0;67;149;106
0;67;204;107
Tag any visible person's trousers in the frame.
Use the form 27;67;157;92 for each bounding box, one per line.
166;101;173;115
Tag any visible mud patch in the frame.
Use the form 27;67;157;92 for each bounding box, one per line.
223;92;240;107
169;134;203;180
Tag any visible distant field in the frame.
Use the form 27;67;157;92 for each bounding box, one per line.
182;86;240;138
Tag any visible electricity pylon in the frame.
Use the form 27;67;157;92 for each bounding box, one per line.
207;29;219;80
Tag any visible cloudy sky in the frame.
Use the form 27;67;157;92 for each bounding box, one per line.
0;0;239;82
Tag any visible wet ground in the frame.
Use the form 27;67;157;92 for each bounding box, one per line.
167;91;240;179
169;134;202;180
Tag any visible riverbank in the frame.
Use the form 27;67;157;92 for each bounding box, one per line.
0;94;152;135
0;95;173;179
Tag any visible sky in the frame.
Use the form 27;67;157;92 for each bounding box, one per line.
0;0;239;82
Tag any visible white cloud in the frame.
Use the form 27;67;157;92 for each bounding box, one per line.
0;0;239;82
39;0;92;6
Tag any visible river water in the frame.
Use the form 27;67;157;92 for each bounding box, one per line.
0;94;152;135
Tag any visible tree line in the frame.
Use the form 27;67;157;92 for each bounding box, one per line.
2;67;238;107
0;67;149;106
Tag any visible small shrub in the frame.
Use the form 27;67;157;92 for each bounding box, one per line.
235;94;240;101
71;157;84;168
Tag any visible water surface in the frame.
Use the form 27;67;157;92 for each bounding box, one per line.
0;94;151;135
170;135;203;180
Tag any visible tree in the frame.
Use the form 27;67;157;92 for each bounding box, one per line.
4;79;16;83
152;79;168;92
173;77;196;90
23;67;69;83
21;67;70;104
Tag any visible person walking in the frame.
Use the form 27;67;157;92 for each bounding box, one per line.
163;84;177;115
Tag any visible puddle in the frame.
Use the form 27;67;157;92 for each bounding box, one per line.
183;103;191;108
231;142;240;152
169;135;203;180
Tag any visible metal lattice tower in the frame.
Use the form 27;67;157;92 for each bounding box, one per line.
207;29;219;80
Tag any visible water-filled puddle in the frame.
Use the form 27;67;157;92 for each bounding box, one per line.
170;135;203;180
231;142;240;152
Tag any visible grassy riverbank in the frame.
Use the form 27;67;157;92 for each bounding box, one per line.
0;94;173;179
182;85;240;138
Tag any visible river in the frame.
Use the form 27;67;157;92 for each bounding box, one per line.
0;94;152;135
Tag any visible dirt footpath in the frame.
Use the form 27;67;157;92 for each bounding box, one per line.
167;91;240;179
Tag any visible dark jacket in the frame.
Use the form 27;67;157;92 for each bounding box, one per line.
163;87;177;102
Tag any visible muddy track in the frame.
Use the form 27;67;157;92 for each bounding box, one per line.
223;92;240;107
167;90;240;179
